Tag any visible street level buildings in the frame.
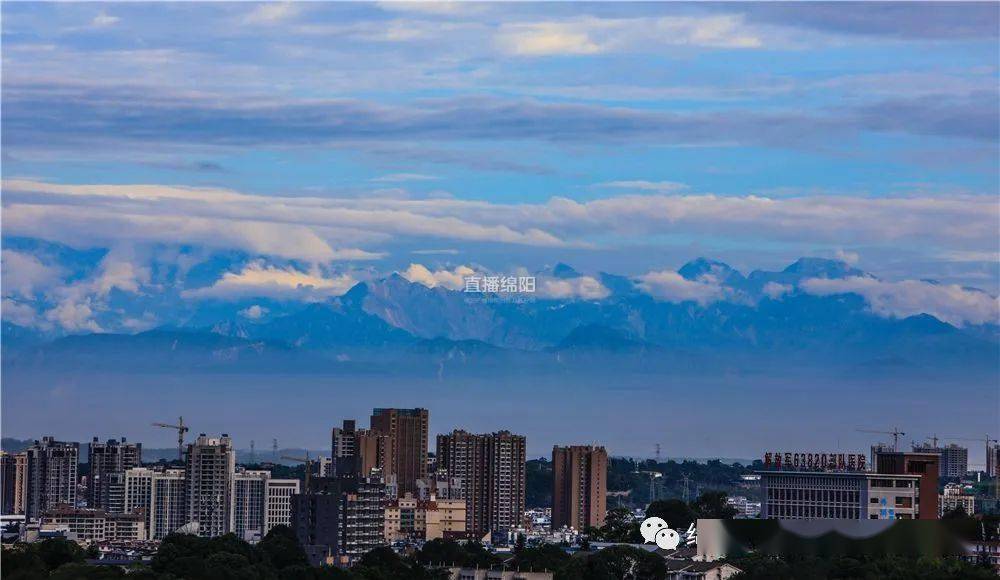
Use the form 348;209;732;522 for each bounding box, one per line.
40;506;147;542
939;483;976;517
551;445;607;532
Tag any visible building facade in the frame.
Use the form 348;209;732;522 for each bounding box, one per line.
291;475;388;567
265;478;300;535
760;470;920;519
185;434;236;537
40;506;147;542
873;450;939;519
124;467;187;540
370;408;429;497
233;469;270;542
88;437;142;513
551;445;607;532
988;444;1000;478
912;443;968;479
416;471;464;501
939;483;976;517
437;430;526;538
25;437;80;520
385;492;467;542
1;451;28;515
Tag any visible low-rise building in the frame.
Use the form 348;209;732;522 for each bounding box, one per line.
760;471;920;519
939;483;976;517
385;493;467;541
443;569;553;580
40;506;147;543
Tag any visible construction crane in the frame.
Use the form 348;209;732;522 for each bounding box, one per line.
857;427;905;452
152;416;190;461
282;452;314;492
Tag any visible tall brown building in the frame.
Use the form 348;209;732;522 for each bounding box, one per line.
437;430;526;538
874;450;939;519
370;408;428;496
332;420;393;479
552;445;607;531
1;451;28;515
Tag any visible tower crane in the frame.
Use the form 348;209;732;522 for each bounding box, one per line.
282;452;314;492
152;416;190;461
857;427;905;452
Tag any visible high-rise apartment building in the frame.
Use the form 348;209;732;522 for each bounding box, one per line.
437;430;526;538
124;467;187;540
25;437;79;520
185;434;235;537
291;475;387;567
989;444;1000;478
1;451;28;515
551;445;607;531
331;419;393;479
912;442;968;479
416;471;464;501
233;469;270;542
265;478;300;535
88;437;142;513
371;408;428;496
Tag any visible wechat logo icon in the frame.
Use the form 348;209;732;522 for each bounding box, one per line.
640;516;680;550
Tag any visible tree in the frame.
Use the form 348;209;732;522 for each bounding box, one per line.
514;533;527;554
514;543;570;573
258;525;309;570
583;545;666;580
645;499;696;530
591;507;641;542
691;491;738;520
35;537;87;570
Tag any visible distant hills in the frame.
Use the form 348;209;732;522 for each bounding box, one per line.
3;258;997;373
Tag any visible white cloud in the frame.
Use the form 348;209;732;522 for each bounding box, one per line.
3;180;997;267
2;250;63;298
762;282;793;300
44;299;101;333
242;2;301;25
184;262;358;301
2;298;41;328
239;305;269;319
596;181;689;193
637;270;725;305
800;276;999;327
537;276;610;300
91;12;120;28
400;263;474;290
371;173;438;183
496;15;763;56
835;249;860;265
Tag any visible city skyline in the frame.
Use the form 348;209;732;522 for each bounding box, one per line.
1;2;997;492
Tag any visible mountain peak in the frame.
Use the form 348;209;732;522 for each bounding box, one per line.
783;257;863;279
678;258;744;285
551;263;580;279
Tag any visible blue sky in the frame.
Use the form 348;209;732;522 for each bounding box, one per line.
2;1;999;334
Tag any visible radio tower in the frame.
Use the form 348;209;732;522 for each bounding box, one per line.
655;444;661;464
250;440;256;464
272;438;278;460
